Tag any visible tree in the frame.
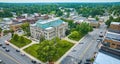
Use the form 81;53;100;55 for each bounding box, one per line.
39;35;45;43
18;36;25;43
13;34;19;41
76;22;93;34
66;12;70;18
69;31;80;38
37;40;57;62
95;16;99;21
21;22;30;36
105;16;113;27
0;28;2;33
65;29;70;36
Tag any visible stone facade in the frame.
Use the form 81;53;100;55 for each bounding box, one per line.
30;18;68;41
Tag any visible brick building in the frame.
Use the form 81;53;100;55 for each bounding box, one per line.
108;22;120;33
103;31;120;50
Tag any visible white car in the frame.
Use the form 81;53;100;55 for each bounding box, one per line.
0;60;3;63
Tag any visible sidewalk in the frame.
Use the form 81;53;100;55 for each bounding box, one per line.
8;41;44;64
62;36;78;44
55;35;87;64
20;40;38;50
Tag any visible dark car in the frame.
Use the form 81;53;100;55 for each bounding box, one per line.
78;60;82;64
31;60;37;63
16;50;20;52
2;46;6;49
5;49;10;52
84;62;91;64
86;59;91;62
0;43;2;46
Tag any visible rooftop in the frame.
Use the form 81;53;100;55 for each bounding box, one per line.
111;22;120;25
105;31;120;41
32;18;65;29
94;51;120;64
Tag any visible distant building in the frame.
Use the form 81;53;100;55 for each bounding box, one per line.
103;31;120;49
87;18;100;28
10;22;23;31
108;22;120;34
30;18;68;41
73;17;87;23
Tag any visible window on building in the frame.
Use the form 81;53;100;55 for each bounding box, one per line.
112;43;115;45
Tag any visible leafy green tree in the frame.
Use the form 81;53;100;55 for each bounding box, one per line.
95;16;99;21
65;29;70;36
39;35;45;43
21;22;30;36
37;40;57;62
69;31;80;38
18;36;25;43
76;22;93;34
13;34;19;41
0;28;2;33
105;16;113;27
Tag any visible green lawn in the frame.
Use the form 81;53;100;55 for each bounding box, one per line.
10;37;32;48
24;40;74;62
68;34;85;41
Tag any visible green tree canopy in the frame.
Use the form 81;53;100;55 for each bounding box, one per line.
13;34;19;41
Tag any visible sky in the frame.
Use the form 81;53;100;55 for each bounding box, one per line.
0;0;120;3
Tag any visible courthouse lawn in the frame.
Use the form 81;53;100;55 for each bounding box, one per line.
24;40;74;62
10;37;31;48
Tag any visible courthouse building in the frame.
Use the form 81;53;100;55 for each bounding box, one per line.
30;18;68;41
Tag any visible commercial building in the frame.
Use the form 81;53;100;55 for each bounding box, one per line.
94;47;120;64
30;18;68;41
10;22;23;31
108;22;120;34
103;31;120;49
87;18;100;28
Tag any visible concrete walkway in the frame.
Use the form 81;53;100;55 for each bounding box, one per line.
62;36;78;44
20;40;38;50
8;40;44;64
55;35;87;64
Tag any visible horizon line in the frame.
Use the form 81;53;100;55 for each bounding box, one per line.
0;1;120;3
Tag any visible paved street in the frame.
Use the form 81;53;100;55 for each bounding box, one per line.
60;23;107;64
0;34;38;64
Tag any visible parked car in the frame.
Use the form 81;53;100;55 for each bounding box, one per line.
5;40;9;45
21;53;25;56
99;32;103;37
86;59;91;62
16;49;20;52
5;49;10;52
0;60;3;63
78;60;82;64
31;60;37;63
2;46;6;49
0;43;2;46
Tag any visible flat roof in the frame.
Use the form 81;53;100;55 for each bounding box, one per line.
111;22;120;25
105;31;120;41
45;27;53;30
94;51;120;64
34;18;65;29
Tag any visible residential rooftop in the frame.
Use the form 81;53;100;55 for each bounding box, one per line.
31;18;66;29
105;31;120;41
111;22;120;25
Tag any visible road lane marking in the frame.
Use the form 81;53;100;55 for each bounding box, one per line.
79;40;94;59
0;50;21;64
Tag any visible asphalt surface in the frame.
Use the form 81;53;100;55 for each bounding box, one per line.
61;23;107;64
0;34;38;64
